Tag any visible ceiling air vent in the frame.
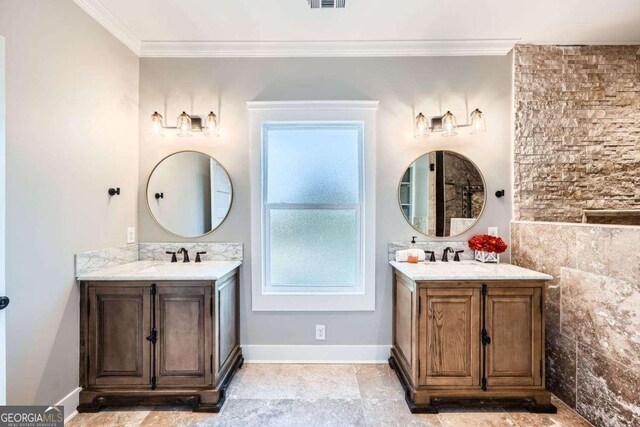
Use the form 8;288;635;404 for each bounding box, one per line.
307;0;346;8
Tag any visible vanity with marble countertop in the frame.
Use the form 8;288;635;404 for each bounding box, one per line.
389;258;556;414
76;247;243;414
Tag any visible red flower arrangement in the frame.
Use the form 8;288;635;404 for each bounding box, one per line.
468;234;508;254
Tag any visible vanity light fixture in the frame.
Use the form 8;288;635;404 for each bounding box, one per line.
150;110;220;138
414;113;429;138
470;108;486;134
414;108;486;138
441;111;457;137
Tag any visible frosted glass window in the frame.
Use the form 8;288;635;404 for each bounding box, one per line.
269;209;358;286
263;122;363;293
266;126;360;204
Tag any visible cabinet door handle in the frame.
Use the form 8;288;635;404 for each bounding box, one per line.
0;296;9;310
146;328;157;344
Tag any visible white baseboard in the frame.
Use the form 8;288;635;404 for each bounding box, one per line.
56;386;81;423
242;345;391;363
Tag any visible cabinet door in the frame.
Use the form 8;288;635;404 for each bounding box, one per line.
485;287;542;387
419;288;480;386
156;285;212;386
87;286;151;386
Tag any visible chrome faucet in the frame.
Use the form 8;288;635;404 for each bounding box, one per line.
177;248;190;263
441;247;454;262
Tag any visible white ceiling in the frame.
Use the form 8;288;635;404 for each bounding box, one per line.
74;0;640;56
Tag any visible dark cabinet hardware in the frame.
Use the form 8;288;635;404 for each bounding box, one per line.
411;236;417;244
108;187;120;196
481;329;492;345
150;284;157;390
454;250;465;262
166;251;177;263
195;252;207;263
155;192;164;200
441;247;454;262
481;283;488;391
424;251;436;262
145;329;158;344
178;248;190;263
0;296;9;310
495;189;505;198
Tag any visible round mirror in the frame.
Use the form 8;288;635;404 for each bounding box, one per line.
399;151;485;237
147;151;233;237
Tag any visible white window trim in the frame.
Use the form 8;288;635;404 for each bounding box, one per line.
248;100;378;311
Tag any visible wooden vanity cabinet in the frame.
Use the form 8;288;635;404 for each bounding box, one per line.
390;270;554;413
78;268;243;412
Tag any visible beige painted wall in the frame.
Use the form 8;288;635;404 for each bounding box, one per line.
0;0;139;411
138;55;513;346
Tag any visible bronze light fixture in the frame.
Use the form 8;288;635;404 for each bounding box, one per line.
414;108;486;138
150;111;219;138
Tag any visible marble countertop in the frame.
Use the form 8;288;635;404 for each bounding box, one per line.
77;260;242;281
390;260;552;281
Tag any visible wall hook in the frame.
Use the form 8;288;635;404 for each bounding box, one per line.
495;189;505;198
411;236;417;244
108;188;120;196
155;192;164;200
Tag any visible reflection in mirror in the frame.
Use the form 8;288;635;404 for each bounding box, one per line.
147;151;232;238
399;151;485;237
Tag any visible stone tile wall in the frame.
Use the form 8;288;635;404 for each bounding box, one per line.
511;221;640;427
513;44;640;222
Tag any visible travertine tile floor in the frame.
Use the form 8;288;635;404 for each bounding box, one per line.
67;364;592;426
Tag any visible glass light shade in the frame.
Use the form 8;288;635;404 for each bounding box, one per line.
150;111;164;137
441;111;457;137
414;112;429;138
470;108;486;134
204;111;219;136
177;111;192;137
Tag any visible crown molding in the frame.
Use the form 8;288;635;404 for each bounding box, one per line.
72;0;140;55
140;39;518;58
246;100;380;111
69;1;516;58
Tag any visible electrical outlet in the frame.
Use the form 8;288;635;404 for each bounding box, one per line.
488;227;499;236
315;325;326;341
127;227;136;244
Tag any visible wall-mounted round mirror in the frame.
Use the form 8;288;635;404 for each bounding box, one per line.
147;151;232;238
399;151;485;237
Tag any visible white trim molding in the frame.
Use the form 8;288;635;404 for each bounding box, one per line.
248;100;377;311
71;0;141;55
246;100;380;111
243;345;391;363
56;386;81;424
140;39;518;58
